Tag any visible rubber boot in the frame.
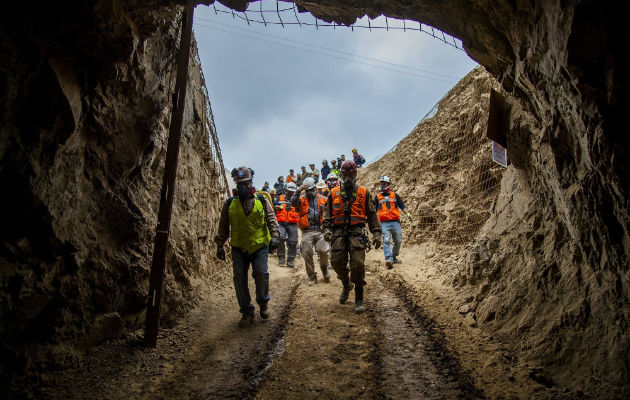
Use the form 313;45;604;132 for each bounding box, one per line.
354;286;365;314
238;313;255;327
260;302;270;319
339;279;354;304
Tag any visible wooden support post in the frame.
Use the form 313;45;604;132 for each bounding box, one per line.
144;3;195;348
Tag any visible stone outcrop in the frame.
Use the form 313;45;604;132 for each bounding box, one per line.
306;0;627;397
359;67;504;247
1;1;228;376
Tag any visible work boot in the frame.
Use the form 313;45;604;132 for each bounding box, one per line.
321;267;331;283
393;257;401;264
354;286;365;314
260;302;270;320
309;276;318;286
238;313;255;327
339;280;354;304
385;259;393;269
279;258;286;266
287;262;295;269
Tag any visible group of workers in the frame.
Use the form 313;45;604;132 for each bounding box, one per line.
261;148;367;196
214;151;411;327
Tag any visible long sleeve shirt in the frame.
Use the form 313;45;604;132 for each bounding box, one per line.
305;168;320;181
321;165;331;180
321;185;381;236
290;190;322;231
214;195;280;246
273;181;286;195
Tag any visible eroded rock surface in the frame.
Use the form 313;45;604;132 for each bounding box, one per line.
1;1;228;378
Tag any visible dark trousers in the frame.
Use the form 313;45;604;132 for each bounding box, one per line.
231;246;270;314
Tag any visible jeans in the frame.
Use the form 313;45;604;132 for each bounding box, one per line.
231;246;270;314
381;220;402;261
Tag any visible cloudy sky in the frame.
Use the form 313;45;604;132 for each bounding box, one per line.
193;2;478;187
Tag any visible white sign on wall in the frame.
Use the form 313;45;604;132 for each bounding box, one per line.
492;141;508;167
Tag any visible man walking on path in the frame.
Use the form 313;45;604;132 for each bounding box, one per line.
215;166;280;327
274;176;286;196
321;159;330;180
352;148;366;167
322;160;381;314
286;169;296;183
274;182;300;268
292;177;331;284
374;175;412;268
330;159;340;177
305;163;320;182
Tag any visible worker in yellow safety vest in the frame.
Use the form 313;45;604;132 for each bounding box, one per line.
214;166;280;327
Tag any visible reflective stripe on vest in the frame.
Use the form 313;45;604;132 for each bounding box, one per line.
298;194;327;230
330;186;367;226
275;194;289;223
228;197;271;253
287;204;299;224
377;192;401;222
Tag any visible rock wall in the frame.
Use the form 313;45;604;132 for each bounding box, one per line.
0;0;228;376
359;67;504;246
286;0;628;397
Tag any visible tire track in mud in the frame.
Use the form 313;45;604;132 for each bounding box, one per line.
253;271;479;399
374;271;485;399
144;272;299;400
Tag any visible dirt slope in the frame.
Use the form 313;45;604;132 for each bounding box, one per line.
360;66;629;398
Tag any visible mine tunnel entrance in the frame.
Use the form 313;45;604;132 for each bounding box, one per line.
143;1;495;342
139;1;506;398
1;1;627;399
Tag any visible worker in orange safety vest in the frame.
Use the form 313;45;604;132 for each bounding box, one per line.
291;177;330;284
374;175;412;269
322;160;381;314
274;182;300;268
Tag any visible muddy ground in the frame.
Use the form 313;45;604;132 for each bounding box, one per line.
7;246;574;399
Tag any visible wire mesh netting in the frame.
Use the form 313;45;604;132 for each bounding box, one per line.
363;71;506;246
204;0;464;50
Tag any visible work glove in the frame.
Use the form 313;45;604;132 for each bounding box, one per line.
216;246;226;261
324;232;333;242
407;212;413;222
269;238;280;252
372;235;382;250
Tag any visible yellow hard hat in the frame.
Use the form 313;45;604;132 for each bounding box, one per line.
352;148;357;152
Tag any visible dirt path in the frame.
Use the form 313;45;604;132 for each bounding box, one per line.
255;271;474;399
20;248;516;400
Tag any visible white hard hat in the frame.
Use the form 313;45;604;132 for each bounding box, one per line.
326;173;338;181
380;175;391;183
316;180;327;189
286;182;297;191
303;177;316;189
